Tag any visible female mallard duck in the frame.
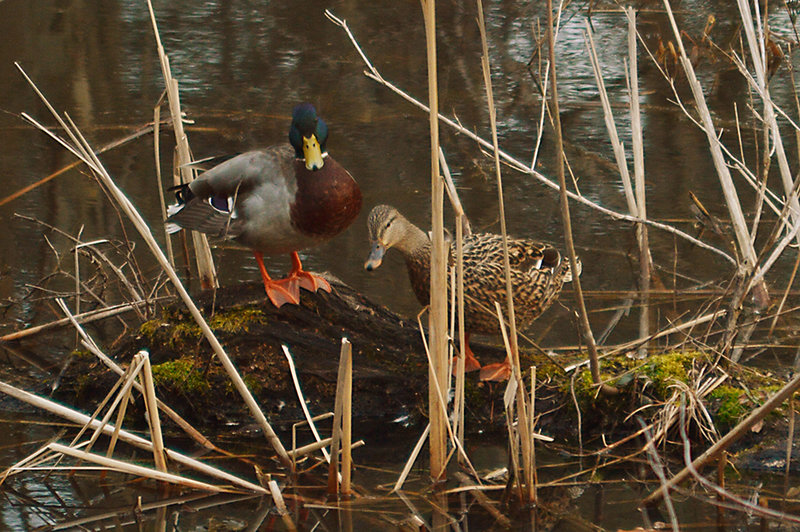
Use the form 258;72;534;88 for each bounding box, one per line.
364;205;578;381
166;103;362;307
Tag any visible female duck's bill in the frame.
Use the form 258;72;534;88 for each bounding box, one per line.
166;103;362;307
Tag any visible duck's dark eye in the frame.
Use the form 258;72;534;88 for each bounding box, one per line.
384;222;391;230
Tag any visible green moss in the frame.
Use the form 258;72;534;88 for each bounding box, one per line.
140;308;266;349
641;351;703;397
139;319;167;339
708;385;747;428
152;358;210;395
208;308;267;334
560;368;597;403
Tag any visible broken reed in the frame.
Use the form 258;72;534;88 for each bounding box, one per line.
146;0;217;290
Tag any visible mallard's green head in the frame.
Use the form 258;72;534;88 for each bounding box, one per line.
289;103;328;171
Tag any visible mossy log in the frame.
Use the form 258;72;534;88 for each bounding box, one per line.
59;279;519;437
52;279;799;473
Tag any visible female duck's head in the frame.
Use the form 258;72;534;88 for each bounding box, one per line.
289;103;328;171
364;205;428;271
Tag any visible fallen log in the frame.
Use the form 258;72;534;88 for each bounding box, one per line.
54;279;511;434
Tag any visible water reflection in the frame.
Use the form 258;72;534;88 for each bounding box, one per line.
1;0;800;528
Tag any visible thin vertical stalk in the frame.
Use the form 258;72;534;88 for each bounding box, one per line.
547;0;602;385
341;343;353;496
626;8;651;356
328;339;352;495
529;366;537;503
438;149;467;453
282;345;331;464
153;91;175;268
477;0;533;502
420;0;448;483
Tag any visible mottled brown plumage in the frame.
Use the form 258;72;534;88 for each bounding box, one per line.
364;205;578;380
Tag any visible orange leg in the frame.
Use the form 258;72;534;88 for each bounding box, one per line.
285;251;332;294
254;252;299;307
453;333;481;375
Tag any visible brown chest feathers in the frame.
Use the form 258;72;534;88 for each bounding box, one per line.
290;157;362;238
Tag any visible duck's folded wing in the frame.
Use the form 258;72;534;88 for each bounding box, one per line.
189;145;294;199
166;194;244;239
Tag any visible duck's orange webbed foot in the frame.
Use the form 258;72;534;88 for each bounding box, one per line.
479;358;512;381
453;334;481;375
254;251;300;308
264;282;300;307
288;251;332;294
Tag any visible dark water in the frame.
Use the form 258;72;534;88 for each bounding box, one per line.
1;0;800;528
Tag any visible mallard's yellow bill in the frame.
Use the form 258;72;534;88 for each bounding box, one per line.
303;135;324;170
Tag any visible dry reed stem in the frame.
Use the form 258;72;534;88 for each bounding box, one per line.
0;380;268;493
476;0;535;502
49;442;226;493
419;0;449;483
282;345;331;465
16;63;291;468
107;383;132;461
644;372;800;507
768;250;800;335
268;480;298;531
584;23;637;217
75;335;217;452
453;472;512;527
140;353;167;473
0;298;160;342
438;148;468;453
70;354;147;460
637;417;680;529
585;16;652;356
546;0;603;394
153;90;175;267
529;366;538;501
415;312;482;482
341;341;353;496
287;437;333;459
663;1;759;281
146;0;216;289
391;424;430;492
736;0;800;245
625;8;652;357
328;338;352;495
325;10;736;265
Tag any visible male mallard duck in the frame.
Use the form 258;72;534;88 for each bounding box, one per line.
166;103;362;307
364;205;578;381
